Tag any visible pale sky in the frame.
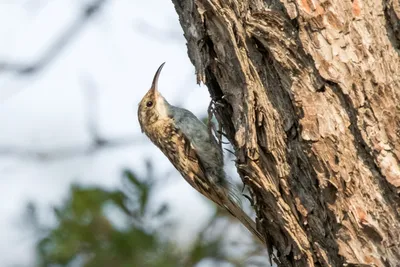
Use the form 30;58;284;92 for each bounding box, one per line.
0;1;216;266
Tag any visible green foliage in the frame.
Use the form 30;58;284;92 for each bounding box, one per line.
32;162;267;267
35;169;182;267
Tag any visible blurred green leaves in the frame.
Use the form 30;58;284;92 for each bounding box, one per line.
31;162;267;267
35;169;180;267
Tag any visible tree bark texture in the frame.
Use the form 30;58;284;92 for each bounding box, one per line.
172;0;400;266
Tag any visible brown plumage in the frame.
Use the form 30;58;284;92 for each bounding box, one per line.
138;63;265;244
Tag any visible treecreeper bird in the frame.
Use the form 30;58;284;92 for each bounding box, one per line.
138;63;264;244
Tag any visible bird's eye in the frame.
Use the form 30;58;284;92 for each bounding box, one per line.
146;101;153;107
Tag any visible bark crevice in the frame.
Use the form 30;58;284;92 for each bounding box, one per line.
383;0;400;52
330;81;400;205
172;0;400;265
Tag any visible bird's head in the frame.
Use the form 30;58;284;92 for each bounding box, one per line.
138;62;171;133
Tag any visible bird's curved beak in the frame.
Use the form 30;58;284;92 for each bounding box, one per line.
150;62;165;94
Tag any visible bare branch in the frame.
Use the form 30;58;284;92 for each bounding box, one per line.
0;73;142;161
0;135;144;161
0;0;109;76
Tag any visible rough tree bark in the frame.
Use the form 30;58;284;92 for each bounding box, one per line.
172;0;400;266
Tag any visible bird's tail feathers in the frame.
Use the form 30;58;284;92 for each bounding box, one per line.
223;180;242;207
223;196;265;244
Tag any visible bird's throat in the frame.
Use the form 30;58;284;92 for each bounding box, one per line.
154;96;170;120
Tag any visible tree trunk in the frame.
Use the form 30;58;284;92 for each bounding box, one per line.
172;0;400;266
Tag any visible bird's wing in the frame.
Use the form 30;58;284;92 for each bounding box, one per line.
160;122;225;206
159;123;265;244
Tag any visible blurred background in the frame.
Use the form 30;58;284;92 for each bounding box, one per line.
0;1;267;266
